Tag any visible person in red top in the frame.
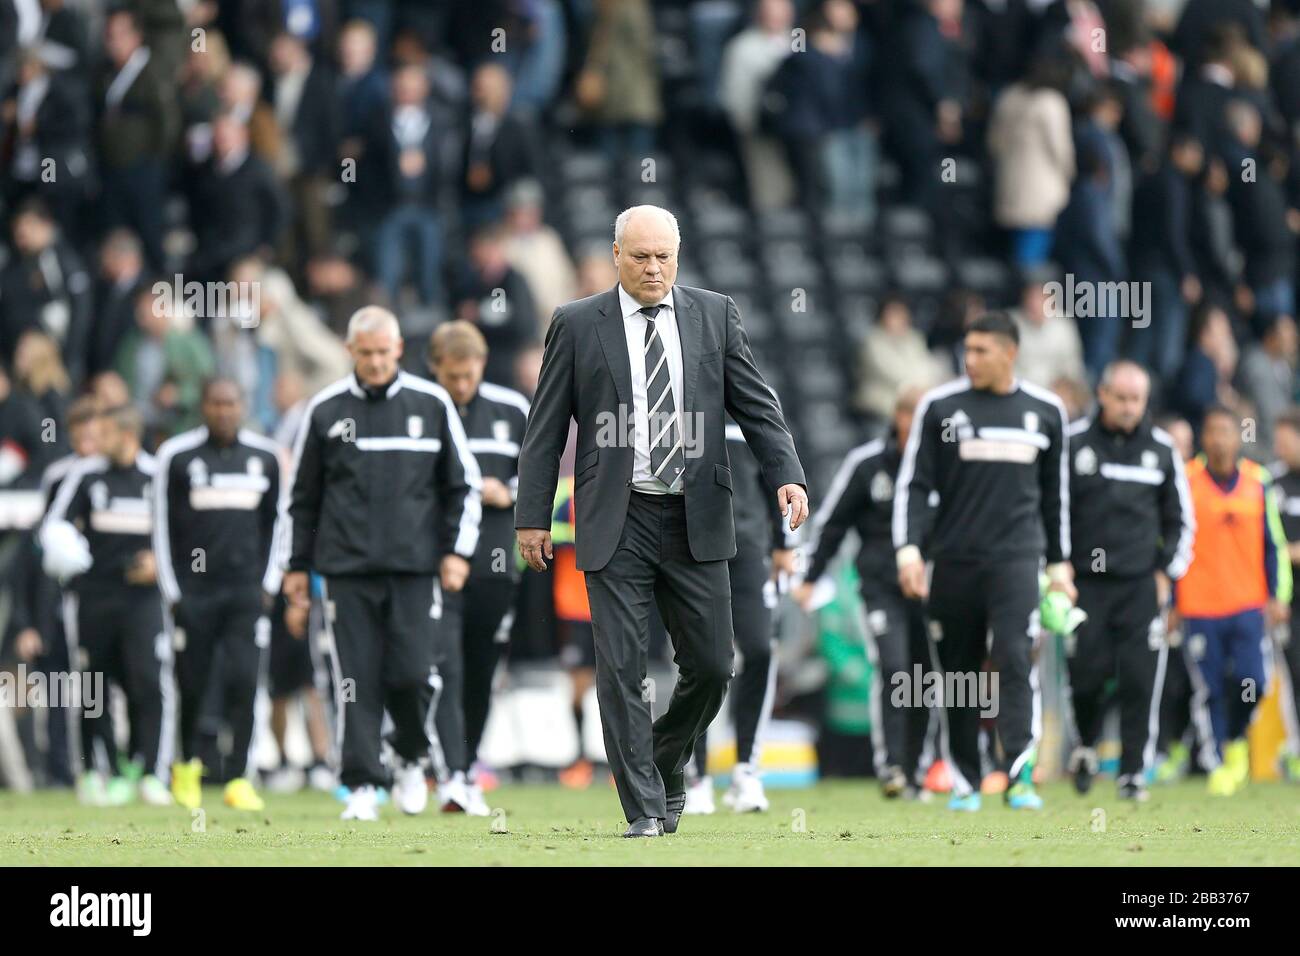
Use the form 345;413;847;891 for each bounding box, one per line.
1175;405;1292;795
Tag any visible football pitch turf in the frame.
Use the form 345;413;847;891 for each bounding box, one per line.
1;779;1297;866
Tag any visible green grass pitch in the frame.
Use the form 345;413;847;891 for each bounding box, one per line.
1;780;1297;866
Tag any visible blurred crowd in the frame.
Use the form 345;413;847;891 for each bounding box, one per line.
3;0;1300;782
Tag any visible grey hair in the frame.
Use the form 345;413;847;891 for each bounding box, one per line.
1099;358;1149;389
346;306;401;345
614;205;681;248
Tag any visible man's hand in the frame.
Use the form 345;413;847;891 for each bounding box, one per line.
518;528;552;572
898;561;927;600
1046;562;1077;603
897;546;928;600
1267;598;1288;628
285;601;308;639
441;554;470;592
1165;607;1182;642
283;570;310;607
1154;570;1171;610
481;477;514;509
777;484;809;530
14;628;43;662
125;550;157;585
771;549;798;577
793;580;815;611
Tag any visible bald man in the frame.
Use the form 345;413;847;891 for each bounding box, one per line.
516;206;808;836
1065;360;1194;801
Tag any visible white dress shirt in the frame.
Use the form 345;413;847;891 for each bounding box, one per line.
619;284;684;495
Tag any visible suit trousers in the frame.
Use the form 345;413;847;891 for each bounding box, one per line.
584;491;736;822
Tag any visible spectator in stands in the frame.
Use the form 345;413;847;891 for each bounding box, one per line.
461;62;538;229
880;0;969;214
1174;300;1246;434
11;331;70;442
1172;24;1243;151
575;0;662;171
720;0;797;210
1011;277;1088;389
177;27;229;167
0;361;51;491
1190;155;1243;309
453;224;539;390
510;0;568;117
762;4;852;213
854;293;944;421
1222;99;1298;320
268;31;340;274
819;0;876;222
114;287;215;443
97;8;178;269
335;19;388;157
1057;90;1128;380
1129;132;1205;385
502;180;578;331
90;230;147;379
219;61;282;166
0;198;92;389
2;47;93;237
987;55;1075;269
189;113;288;282
1110;32;1168;177
229;256;351;398
1093;83;1134;247
1237;312;1299;461
366;64;447;307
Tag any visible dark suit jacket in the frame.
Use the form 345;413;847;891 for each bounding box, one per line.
516;284;806;572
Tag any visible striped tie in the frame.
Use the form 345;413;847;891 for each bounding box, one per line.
641;305;684;491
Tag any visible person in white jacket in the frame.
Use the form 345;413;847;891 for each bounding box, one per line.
987;57;1076;270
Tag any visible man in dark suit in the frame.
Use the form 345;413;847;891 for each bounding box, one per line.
97;8;178;270
515;205;809;837
190;114;289;282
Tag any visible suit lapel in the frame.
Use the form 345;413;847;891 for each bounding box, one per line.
678;287;703;416
594;286;630;406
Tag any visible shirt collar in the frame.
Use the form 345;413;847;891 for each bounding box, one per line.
348;371;404;400
618;284;675;322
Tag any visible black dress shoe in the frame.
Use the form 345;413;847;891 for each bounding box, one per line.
623;817;664;838
663;790;686;834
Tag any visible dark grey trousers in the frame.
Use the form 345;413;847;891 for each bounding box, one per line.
584;491;735;822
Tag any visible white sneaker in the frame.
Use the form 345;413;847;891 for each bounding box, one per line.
307;764;338;793
341;784;380;821
393;763;429;815
439;771;471;813
264;765;305;794
683;776;716;815
463;781;492;817
728;768;769;813
138;774;174;806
